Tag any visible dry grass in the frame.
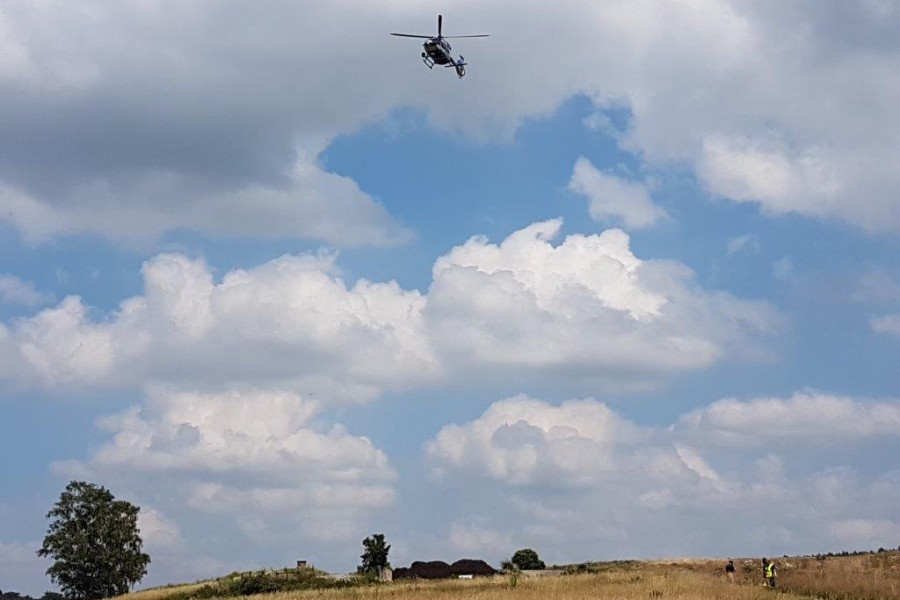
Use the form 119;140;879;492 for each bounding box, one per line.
121;551;900;600
648;552;900;600
125;569;797;600
123;583;210;600
778;553;900;600
239;570;793;600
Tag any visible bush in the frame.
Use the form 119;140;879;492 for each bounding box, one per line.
163;569;360;600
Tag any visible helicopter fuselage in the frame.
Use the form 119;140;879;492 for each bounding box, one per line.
423;38;454;65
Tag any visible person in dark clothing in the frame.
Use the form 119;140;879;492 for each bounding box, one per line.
725;559;735;583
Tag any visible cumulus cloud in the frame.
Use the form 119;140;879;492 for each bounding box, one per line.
0;1;898;244
427;219;779;384
568;157;666;229
0;1;420;247
698;136;842;221
675;391;900;445
0;156;412;248
138;507;184;551
0;274;51;306
3;251;438;399
58;389;396;544
1;220;778;395
425;391;900;559
15;295;123;386
73;389;395;483
427;394;647;486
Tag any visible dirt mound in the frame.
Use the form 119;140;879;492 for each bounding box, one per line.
450;559;496;576
393;559;495;580
406;561;453;579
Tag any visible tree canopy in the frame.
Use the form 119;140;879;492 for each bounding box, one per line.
511;548;545;570
358;533;391;575
37;481;150;600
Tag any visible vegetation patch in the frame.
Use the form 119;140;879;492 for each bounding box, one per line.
160;569;362;600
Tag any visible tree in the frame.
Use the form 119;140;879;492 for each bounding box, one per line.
510;548;545;570
37;481;150;600
358;533;391;575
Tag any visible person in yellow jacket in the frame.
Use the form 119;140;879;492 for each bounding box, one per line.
765;559;777;588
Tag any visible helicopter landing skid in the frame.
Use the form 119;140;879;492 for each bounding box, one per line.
421;54;435;69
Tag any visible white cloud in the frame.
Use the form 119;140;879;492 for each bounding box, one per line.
427;220;779;383
674;445;721;482
57;389;396;547
75;389;395;485
15;295;122;386
871;314;900;337
424;391;900;559
138;506;183;551
726;234;759;257
0;274;51;306
4;252;438;399
675;391;900;445
698;136;842;220
0;155;412;248
568;157;666;229
2;220;778;395
1;1;898;244
426;394;646;486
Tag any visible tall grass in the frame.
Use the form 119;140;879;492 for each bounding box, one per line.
648;553;899;600
779;554;900;600
130;569;800;600
122;551;900;600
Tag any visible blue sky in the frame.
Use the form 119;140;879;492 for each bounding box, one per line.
2;0;900;594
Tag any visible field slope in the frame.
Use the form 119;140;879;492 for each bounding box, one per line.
121;551;900;600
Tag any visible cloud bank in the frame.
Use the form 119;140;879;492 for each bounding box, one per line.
427;392;900;560
1;221;779;396
1;1;899;246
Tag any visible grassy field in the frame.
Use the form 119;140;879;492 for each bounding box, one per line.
123;551;900;600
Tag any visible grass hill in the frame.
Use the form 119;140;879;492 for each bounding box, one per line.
120;550;900;600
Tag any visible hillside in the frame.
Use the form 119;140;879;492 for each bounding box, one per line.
119;550;900;600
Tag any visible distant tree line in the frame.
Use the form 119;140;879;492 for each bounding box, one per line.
812;546;900;560
0;591;63;600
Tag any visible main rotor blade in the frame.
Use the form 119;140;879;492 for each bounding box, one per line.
444;34;490;38
438;14;442;37
390;33;432;38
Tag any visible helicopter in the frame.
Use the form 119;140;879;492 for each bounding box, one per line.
391;14;489;78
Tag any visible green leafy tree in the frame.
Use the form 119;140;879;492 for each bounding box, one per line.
358;533;391;575
37;481;150;600
511;548;545;570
